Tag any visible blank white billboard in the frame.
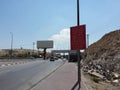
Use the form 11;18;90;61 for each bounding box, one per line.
37;40;53;49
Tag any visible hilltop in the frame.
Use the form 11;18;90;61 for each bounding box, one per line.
83;29;120;73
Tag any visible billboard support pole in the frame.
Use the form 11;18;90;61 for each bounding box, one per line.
77;0;81;89
43;48;47;60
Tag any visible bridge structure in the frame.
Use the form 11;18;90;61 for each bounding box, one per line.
51;50;70;53
51;50;77;62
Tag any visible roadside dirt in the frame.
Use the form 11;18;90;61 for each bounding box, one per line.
82;72;119;90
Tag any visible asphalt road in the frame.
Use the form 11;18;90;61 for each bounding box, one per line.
0;59;65;90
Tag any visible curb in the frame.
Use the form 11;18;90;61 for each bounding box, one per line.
0;62;28;67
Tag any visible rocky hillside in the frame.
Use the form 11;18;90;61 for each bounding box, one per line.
84;29;120;73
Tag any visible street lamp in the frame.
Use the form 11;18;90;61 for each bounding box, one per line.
10;32;13;58
33;42;35;55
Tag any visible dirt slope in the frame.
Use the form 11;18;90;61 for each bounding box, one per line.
84;29;120;73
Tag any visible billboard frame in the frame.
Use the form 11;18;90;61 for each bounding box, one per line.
37;40;53;49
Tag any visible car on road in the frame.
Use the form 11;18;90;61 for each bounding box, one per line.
54;57;58;60
50;56;55;61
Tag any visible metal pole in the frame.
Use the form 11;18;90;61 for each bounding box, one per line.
87;34;89;48
10;32;13;58
77;50;81;89
33;42;35;54
77;0;80;26
77;0;81;89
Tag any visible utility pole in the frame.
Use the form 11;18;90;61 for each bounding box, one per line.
10;32;13;58
33;42;35;55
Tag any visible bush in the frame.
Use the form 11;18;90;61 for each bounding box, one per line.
92;77;99;83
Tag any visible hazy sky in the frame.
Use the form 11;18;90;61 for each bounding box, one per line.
0;0;120;50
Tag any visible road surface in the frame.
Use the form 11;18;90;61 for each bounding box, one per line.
0;59;64;90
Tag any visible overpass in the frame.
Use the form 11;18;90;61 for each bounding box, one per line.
51;50;77;62
51;50;70;53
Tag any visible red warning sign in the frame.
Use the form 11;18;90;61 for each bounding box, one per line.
70;25;86;50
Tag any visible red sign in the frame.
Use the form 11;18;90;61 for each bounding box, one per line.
70;25;86;50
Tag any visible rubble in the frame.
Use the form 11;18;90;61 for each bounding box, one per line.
82;62;120;83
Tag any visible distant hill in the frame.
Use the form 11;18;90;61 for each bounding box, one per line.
83;29;120;73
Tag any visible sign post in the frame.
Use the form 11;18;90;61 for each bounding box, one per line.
70;25;86;90
77;0;80;89
70;0;86;90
